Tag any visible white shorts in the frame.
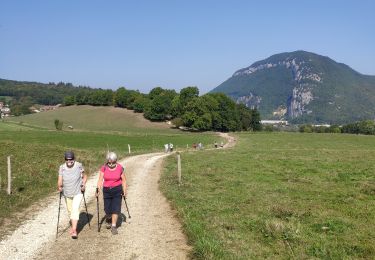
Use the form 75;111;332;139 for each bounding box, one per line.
65;193;83;220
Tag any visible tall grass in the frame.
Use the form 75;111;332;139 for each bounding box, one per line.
160;132;375;259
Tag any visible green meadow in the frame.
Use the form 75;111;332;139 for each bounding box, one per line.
161;132;375;259
4;105;374;259
0;107;218;237
7;105;176;134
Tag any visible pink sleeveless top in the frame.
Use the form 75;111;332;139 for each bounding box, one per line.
101;164;124;188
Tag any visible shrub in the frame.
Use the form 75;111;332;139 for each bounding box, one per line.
54;119;63;130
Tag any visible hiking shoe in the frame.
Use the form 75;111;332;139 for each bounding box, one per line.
111;226;118;235
105;218;112;229
71;231;78;239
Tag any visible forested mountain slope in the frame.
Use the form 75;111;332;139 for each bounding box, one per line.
211;51;375;124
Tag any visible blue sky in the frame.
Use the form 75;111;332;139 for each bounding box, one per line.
1;0;374;94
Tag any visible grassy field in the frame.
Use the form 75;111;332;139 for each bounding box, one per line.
0;125;216;155
6;105;176;134
0;107;219;236
161;132;375;259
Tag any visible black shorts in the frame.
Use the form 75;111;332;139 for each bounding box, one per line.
103;185;122;215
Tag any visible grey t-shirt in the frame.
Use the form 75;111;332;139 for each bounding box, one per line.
58;162;84;197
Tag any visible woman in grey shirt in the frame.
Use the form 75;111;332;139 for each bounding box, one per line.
57;151;87;239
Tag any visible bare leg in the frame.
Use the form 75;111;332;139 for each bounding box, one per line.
71;219;78;233
112;214;118;226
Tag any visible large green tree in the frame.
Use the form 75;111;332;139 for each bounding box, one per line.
179;86;199;113
88;89;113;106
250;108;262;131
209;93;241;131
114;87;129;108
237;103;252;130
181;94;218;130
132;95;150;113
144;87;177;121
10;96;34;116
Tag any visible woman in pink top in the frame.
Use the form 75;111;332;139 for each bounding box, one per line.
96;152;127;235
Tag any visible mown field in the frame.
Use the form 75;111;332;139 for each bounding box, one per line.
6;105;175;134
161;132;375;259
0;107;219;237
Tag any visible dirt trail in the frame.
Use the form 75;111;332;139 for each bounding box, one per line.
219;132;236;148
38;153;192;260
0;133;236;260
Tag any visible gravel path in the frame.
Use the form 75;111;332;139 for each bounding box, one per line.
0;153;191;260
219;132;236;148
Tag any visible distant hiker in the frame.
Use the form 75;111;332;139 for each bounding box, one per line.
164;144;169;153
214;141;218;148
57;151;87;239
198;142;203;150
193;143;197;149
96;152;127;235
169;143;174;152
220;141;224;148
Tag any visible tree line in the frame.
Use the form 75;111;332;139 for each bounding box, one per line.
64;86;262;132
0;79;261;131
299;120;375;135
0;79;89;116
0;79;82;104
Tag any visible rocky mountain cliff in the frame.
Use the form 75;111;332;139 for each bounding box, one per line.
211;51;375;124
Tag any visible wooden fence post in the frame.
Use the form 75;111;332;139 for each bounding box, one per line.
128;144;131;154
7;156;11;195
177;152;181;185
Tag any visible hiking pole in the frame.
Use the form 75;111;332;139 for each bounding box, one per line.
82;190;90;227
123;195;131;220
56;191;62;239
96;188;100;232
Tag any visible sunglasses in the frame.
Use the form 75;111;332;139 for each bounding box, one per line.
65;158;74;161
107;162;116;166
